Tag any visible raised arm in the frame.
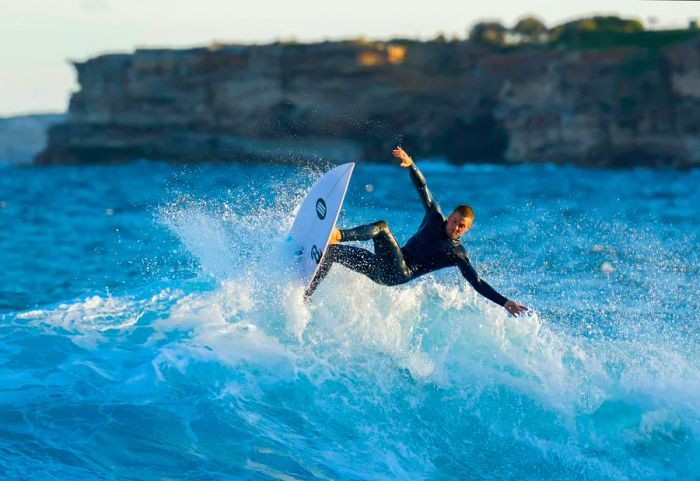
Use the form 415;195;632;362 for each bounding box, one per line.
392;147;439;212
454;246;528;315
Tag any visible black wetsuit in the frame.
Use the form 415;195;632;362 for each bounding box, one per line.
306;163;508;306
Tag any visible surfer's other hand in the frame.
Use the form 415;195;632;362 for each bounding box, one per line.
329;227;342;244
504;300;528;316
392;146;413;167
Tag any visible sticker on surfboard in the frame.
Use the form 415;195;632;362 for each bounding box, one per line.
286;163;354;289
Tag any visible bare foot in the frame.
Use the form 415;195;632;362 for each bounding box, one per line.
329;227;342;244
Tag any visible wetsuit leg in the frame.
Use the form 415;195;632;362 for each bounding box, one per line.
304;244;379;297
305;221;412;298
341;221;411;285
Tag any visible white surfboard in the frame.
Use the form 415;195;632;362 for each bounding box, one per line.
286;163;355;289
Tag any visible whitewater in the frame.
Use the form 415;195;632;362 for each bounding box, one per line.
0;160;699;480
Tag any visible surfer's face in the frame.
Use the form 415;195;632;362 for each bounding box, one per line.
445;213;472;239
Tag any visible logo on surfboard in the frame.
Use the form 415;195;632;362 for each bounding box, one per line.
315;198;327;220
310;245;322;264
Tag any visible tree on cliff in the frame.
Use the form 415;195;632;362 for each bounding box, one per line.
469;21;507;46
512;16;548;44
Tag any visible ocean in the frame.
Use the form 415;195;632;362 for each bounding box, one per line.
1;159;699;480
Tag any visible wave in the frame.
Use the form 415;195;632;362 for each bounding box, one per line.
1;179;698;480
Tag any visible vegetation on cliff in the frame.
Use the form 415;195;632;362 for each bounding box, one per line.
470;14;697;51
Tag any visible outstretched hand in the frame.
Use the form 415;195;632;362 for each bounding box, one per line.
504;300;528;316
392;146;413;167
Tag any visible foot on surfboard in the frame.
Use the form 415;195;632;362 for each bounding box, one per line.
329;227;342;244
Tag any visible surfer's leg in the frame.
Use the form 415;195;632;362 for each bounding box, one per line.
339;221;410;284
339;221;390;242
369;221;412;284
304;244;380;298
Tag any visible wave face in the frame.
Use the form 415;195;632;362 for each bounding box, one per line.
1;161;699;480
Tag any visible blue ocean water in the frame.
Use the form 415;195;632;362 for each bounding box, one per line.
1;160;699;480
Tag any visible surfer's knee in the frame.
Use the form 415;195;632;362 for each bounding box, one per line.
372;220;390;234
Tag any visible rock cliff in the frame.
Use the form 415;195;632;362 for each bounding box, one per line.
37;36;700;167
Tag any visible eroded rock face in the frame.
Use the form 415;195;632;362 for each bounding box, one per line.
37;37;700;167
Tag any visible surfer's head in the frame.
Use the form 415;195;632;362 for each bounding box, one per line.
445;205;474;239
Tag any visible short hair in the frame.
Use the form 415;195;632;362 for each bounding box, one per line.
452;204;474;219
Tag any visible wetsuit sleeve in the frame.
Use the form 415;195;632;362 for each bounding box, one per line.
408;163;440;213
454;246;508;306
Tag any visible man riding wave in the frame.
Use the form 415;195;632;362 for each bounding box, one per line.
305;147;528;316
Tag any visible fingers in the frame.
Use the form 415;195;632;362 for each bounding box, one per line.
393;147;412;167
505;301;529;316
393;146;407;156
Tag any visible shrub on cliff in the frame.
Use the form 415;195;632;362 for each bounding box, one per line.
549;16;644;47
469;21;507;47
512;16;548;44
552;16;644;37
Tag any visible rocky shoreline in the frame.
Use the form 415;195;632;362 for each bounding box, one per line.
36;34;700;167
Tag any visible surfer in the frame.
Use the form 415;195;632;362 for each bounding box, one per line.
306;147;528;316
